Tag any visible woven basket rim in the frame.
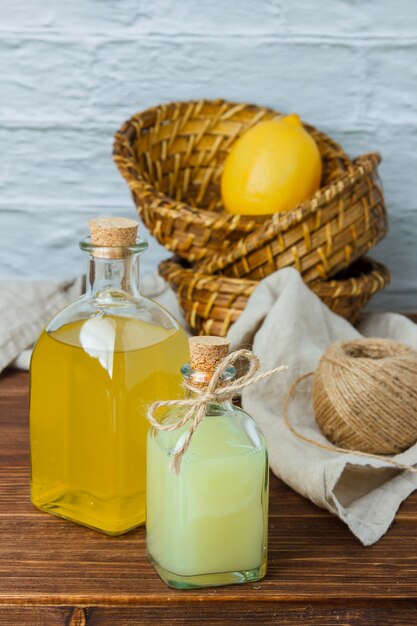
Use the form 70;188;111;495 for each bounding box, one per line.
159;256;390;300
113;98;362;231
198;152;383;277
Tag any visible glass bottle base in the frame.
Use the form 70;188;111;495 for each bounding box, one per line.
148;551;267;589
32;489;145;536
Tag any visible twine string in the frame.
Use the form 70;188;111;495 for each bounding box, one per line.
148;348;288;474
283;371;417;474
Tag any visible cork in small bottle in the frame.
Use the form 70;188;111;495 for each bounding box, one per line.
89;217;139;258
189;336;230;386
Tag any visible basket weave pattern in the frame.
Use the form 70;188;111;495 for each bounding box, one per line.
113;99;374;284
198;154;387;283
160;257;391;337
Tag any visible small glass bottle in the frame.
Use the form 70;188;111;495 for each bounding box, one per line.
146;336;269;589
30;217;189;535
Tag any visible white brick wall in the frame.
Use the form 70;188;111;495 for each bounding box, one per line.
1;0;416;310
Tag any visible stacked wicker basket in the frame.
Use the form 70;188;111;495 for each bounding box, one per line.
114;99;390;337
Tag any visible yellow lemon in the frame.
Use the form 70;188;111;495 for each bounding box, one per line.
221;114;322;215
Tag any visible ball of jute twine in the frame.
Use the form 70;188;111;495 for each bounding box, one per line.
284;338;417;474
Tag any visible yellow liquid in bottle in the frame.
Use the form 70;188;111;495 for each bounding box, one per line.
30;315;188;535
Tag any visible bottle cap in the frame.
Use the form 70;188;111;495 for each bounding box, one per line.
189;336;230;372
89;217;139;247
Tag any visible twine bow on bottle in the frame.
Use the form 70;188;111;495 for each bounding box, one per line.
147;348;288;474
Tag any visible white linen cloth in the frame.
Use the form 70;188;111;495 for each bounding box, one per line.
1;267;416;545
0;278;84;373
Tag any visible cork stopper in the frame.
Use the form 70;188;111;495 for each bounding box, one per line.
89;217;138;247
88;217;139;259
189;336;230;372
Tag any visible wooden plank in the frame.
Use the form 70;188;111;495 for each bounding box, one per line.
0;374;417;605
0;603;417;625
1;510;417;602
0;309;416;623
0;370;30;466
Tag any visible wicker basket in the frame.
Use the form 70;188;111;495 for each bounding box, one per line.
198;152;387;283
159;256;390;337
113;99;385;283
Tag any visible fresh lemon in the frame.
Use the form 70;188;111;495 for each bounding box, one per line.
221;114;322;215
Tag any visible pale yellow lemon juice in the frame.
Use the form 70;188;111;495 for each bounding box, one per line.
146;336;269;589
147;412;268;579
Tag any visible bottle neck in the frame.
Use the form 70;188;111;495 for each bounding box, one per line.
182;364;236;414
86;254;141;301
185;387;234;413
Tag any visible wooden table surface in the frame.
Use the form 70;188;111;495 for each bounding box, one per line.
1;368;417;625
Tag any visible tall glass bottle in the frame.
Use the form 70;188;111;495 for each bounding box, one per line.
30;217;189;535
147;336;269;589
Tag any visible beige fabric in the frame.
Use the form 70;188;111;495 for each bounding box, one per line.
228;268;417;546
0;278;84;374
